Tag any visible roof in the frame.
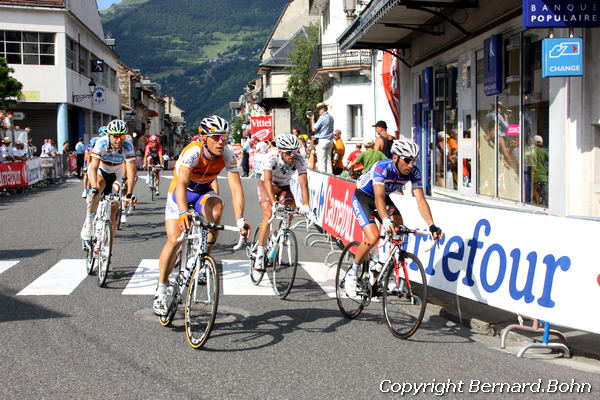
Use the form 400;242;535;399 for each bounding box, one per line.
259;26;308;69
0;0;65;7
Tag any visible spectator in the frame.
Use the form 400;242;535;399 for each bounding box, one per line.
447;129;458;189
10;141;27;161
373;120;394;158
332;129;345;175
75;138;85;178
532;135;549;206
26;129;36;158
62;141;70;154
0;110;5;137
162;152;170;170
240;136;250;177
3;111;15;142
41;138;57;157
309;102;334;174
292;128;302;137
306;139;317;171
348;139;386;174
1;137;14;162
345;143;363;179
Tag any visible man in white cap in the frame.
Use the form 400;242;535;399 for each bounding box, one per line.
308;102;334;174
1;137;14;162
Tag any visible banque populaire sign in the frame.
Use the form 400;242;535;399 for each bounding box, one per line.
523;0;600;27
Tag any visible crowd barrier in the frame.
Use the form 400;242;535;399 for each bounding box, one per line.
0;156;66;190
290;170;600;335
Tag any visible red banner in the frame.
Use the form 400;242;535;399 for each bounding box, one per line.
320;176;363;246
250;116;273;141
382;50;401;136
0;161;28;189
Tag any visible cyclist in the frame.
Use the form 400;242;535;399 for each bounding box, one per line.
253;134;310;271
346;138;442;296
144;134;164;196
153;115;249;316
80;120;137;241
82;126;107;198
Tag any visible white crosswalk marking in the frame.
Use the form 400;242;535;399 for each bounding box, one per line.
17;259;87;296
122;259;159;295
221;259;274;296
0;260;19;275
300;262;337;297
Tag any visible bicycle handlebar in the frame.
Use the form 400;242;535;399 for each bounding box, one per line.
176;222;240;243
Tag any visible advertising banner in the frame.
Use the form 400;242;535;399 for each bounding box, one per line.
0;161;28;189
523;0;600;27
26;157;43;185
304;172;600;334
422;67;433;111
484;35;503;95
250;116;273;141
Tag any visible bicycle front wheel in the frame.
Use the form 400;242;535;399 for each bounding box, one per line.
116;204;123;230
248;225;265;285
335;241;367;319
271;229;298;299
84;239;96;275
382;251;427;339
97;220;112;287
184;255;219;349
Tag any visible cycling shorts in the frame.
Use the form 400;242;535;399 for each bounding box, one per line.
257;179;294;205
98;169;120;196
148;155;161;166
351;189;400;229
165;187;222;221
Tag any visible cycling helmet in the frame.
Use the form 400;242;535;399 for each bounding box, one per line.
97;126;108;136
106;119;128;135
191;134;203;142
199;115;229;134
275;133;299;151
391;138;420;159
149;134;159;142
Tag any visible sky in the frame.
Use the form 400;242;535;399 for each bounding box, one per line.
96;0;123;10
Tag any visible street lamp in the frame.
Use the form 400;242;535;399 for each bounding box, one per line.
73;78;97;102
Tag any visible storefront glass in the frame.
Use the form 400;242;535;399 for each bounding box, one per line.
476;50;497;197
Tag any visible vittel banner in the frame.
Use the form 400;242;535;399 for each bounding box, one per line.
250;116;273;141
523;0;600;27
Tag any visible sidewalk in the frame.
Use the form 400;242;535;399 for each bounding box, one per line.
429;286;600;362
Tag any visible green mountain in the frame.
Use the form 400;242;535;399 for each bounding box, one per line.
101;0;288;127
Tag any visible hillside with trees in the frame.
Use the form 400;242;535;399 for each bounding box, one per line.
101;0;287;127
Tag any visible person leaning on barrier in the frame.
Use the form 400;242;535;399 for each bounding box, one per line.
331;129;345;175
1;137;14;162
10;141;27;161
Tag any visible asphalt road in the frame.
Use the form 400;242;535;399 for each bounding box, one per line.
1;173;599;399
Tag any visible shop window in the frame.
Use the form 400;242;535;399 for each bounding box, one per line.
476;50;497;197
433;67;446;188
79;47;89;76
0;30;54;65
66;37;77;70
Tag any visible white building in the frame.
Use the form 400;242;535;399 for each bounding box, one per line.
1;0;120;151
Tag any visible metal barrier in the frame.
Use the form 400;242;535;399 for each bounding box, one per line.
501;318;571;358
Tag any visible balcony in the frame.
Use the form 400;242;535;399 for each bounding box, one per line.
262;83;288;99
309;43;371;87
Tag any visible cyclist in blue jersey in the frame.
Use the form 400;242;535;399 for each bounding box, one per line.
81;126;107;198
347;138;442;296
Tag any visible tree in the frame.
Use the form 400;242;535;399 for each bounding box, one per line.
0;57;23;108
287;24;322;127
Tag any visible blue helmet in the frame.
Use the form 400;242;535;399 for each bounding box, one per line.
98;126;108;136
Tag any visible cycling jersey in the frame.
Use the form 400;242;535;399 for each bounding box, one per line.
86;137;98;153
261;151;307;186
356;158;422;197
145;142;163;157
168;141;239;193
90;136;136;174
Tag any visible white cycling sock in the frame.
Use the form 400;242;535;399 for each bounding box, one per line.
157;283;167;295
86;212;95;220
257;246;264;256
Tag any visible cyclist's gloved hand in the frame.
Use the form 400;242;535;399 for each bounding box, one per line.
237;218;250;240
272;201;285;212
382;217;395;233
298;204;310;215
178;210;190;231
429;224;443;240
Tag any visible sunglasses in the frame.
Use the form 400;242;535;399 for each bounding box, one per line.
402;157;416;164
206;134;227;142
110;134;127;139
281;150;296;155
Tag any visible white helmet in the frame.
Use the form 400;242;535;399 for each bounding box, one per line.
106;119;128;135
275;133;299;150
391;138;420;159
199;115;229;134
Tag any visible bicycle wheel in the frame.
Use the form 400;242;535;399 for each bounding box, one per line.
150;176;155;201
335;241;367;319
271;229;298;299
382;251;427;339
116;204;123;230
185;255;219;349
84;239;96;275
248;225;265;285
97;220;112;287
159;251;182;327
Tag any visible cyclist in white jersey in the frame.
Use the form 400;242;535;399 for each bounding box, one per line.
80;120;137;241
253;134;310;271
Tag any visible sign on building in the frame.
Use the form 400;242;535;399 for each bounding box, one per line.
250;116;273;140
542;37;584;77
523;0;600;28
91;59;105;72
421;67;433;111
484;34;503;95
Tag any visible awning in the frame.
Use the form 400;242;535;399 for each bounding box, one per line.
338;0;476;52
144;110;159;118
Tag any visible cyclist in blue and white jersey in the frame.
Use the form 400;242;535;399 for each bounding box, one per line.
347;138;443;296
81;126;108;198
80;120;137;241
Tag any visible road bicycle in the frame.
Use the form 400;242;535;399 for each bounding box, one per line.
148;164;162;201
158;208;239;349
335;225;432;339
83;191;121;287
245;206;300;299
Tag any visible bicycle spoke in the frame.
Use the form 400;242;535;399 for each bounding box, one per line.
272;230;297;299
335;241;366;319
185;256;219;349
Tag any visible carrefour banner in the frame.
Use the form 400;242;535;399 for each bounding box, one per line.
523;1;600;27
26;157;43;185
0;161;28;189
304;172;600;334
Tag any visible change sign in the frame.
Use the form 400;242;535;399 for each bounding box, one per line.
542;38;583;77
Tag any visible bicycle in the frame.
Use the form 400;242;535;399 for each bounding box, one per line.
148;164;162;201
335;225;432;339
245;206;300;299
83;191;121;287
116;176;136;230
158;208;240;349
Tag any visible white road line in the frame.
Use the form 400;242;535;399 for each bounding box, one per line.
17;259;87;296
122;259;159;295
221;259;274;296
0;260;19;275
300;262;337;297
